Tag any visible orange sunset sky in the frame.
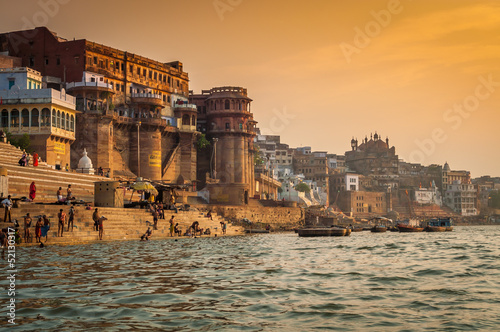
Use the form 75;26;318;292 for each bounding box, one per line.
1;0;499;177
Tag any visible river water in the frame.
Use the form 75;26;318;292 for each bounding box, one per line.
2;226;500;331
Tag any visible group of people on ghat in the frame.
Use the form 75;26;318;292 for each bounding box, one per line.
56;185;75;204
18;150;39;167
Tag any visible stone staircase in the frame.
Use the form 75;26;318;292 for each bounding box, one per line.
0;141;109;203
2;203;244;245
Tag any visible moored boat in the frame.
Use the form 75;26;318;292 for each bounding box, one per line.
425;217;453;232
370;225;387;233
398;224;424;232
297;227;349;237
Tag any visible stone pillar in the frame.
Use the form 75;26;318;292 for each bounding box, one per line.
234;136;245;183
139;128;162;181
224;137;235;183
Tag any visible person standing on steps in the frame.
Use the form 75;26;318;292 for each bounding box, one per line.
92;208;99;231
56;187;63;202
2;195;12;223
35;216;42;243
33;151;39;167
57;209;66;237
98;215;107;240
41;215;50;242
24;213;32;243
29;181;36;201
169;216;175;237
67;206;75;232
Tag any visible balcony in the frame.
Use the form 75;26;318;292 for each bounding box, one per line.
173;103;197;110
131;93;164;106
66;81;114;93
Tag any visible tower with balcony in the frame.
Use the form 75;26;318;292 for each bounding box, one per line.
191;86;257;204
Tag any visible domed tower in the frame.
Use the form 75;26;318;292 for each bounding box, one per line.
193;87;257;204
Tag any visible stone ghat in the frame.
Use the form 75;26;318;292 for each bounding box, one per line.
2;203;243;246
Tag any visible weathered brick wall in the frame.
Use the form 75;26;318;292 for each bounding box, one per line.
205;205;305;228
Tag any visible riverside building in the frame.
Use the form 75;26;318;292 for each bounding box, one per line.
0;27;197;185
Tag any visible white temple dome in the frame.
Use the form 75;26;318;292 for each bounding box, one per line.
77;148;95;174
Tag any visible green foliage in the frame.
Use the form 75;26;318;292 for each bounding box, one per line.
6;132;31;152
197;134;211;150
489;191;500;209
254;145;265;165
295;182;311;193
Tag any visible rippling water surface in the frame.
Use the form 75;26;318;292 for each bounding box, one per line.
2;226;500;331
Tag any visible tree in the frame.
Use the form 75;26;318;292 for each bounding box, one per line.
6;132;31;152
295;182;311;193
254;145;265;165
489;191;500;209
197;134;211;150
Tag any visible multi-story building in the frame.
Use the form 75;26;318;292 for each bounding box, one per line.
444;180;478;216
1;27;198;184
327;153;346;174
0;67;77;167
293;150;329;204
190;86;257;204
441;162;471;197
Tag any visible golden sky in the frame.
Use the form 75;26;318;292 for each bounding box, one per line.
1;0;499;176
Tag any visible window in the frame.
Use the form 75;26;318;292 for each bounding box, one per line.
137;67;141;75
1;110;8;128
129;64;133;73
11;110;19;127
149;71;152;79
8;80;15;89
93;56;98;65
239;123;243;129
143;68;146;76
29;57;35;66
56;57;60;65
154;72;157;80
74;56;79;64
225;122;230;130
121;63;124;71
225;100;230;110
31;109;39;127
45;58;49;65
41;108;50;126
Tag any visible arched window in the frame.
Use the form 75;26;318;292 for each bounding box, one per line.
182;114;190;125
70;115;75;132
11;109;19;127
42;108;50;126
66;113;69;131
1;110;8;128
238;102;242;111
191;115;196;126
31;109;39;127
22;109;29;127
52;109;56;126
225;100;230;110
57;110;61;128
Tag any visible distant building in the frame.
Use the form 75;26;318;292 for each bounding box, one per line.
444;180;478;216
345;132;399;176
0;67;77;167
414;183;442;206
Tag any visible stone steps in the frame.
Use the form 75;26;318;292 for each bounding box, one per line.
4;203;242;245
0;141;111;203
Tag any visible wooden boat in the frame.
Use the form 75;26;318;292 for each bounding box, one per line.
425;217;452;232
370;225;387;233
398;224;424;232
351;227;363;232
297;227;348;237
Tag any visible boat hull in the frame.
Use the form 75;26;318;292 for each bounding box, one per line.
398;225;424;232
298;228;348;237
371;226;387;233
425;226;446;232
